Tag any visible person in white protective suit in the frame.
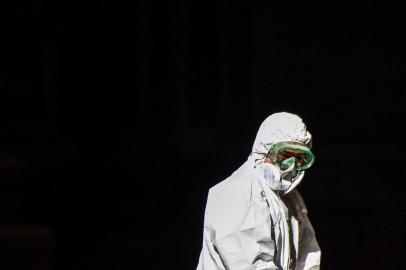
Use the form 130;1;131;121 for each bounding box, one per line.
196;112;321;270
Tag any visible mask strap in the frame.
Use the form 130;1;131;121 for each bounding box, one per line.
250;151;267;164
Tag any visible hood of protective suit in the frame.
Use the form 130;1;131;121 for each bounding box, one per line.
250;112;312;194
252;112;312;155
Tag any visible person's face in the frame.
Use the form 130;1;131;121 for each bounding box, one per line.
277;149;307;168
265;149;307;168
264;156;274;164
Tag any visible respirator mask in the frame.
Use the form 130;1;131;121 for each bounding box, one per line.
259;141;315;194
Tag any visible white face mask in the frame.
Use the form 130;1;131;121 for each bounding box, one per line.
258;160;305;194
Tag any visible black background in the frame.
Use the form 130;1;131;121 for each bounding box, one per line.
0;1;405;269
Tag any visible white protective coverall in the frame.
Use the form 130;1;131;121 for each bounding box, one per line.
196;112;321;270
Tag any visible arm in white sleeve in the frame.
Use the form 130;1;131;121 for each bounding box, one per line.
212;215;280;270
296;213;321;270
204;188;280;270
196;225;227;270
196;197;226;270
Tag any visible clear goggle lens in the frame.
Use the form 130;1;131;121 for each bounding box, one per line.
267;141;315;171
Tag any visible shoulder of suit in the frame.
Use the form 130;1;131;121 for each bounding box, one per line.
204;161;260;239
208;161;256;200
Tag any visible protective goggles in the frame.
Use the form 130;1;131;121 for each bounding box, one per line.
266;141;315;171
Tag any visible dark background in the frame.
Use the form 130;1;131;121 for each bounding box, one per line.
0;1;404;269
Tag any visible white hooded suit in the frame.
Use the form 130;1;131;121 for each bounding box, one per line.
196;112;321;270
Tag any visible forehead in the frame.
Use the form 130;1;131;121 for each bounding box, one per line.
279;149;307;155
280;140;312;149
275;141;307;150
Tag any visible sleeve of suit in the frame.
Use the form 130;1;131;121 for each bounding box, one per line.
196;189;280;270
294;194;321;270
